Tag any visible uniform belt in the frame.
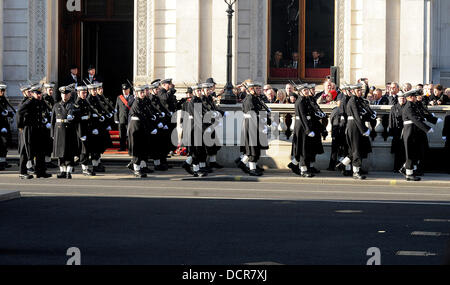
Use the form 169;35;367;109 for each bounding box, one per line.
243;114;252;119
131;116;140;121
295;116;311;120
56;119;68;123
403;120;413;125
340;116;345;120
189;115;194;119
81;115;89;121
92;114;98;118
347;116;362;120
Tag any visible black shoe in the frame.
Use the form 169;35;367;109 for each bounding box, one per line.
141;167;153;174
134;170;147;178
182;162;194;175
66;173;72;179
399;166;406;176
415;170;424;177
300;171;315;178
360;169;368;175
127;162;134;171
234;157;242;164
96;163;106;172
256;165;265;172
36;172;52;178
203;166;213;173
199;168;210;176
154;164;168;171
46;162;58;168
406;175;421;181
237;161;250;174
193;170;208;177
309;167;321;174
209;162;224;169
335;162;345;172
248;169;263;176
57;172;67;179
83;169;96;176
0;164;4;171
342;170;353;177
287;162;301;175
19;174;33;179
353;172;366;180
27;167;36;175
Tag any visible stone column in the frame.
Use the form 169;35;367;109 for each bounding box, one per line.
134;0;155;84
399;0;431;84
175;0;200;84
46;0;58;83
362;0;387;86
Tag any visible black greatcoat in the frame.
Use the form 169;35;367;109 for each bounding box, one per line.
345;96;372;165
202;95;223;156
291;96;323;162
127;97;153;158
86;94;112;154
17;98;48;158
401;101;431;168
0;97;14;155
73;97;93;156
51;101;78;158
241;94;269;161
388;102;404;154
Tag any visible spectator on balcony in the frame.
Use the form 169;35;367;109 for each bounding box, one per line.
275;90;288;104
287;52;300;69
371;88;389;106
438;88;450;105
430;84;444;106
422;83;433;105
264;89;276;103
307;50;326;68
384;82;391;97
270;51;286;68
402;83;412;93
317;89;338;107
314;80;333;100
416;84;424;90
388;82;400;105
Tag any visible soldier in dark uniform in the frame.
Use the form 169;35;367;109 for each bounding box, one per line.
127;85;158;178
237;82;271;176
16;85;52;179
288;84;325;177
0;83;14;170
414;92;443;175
42;83;58;168
181;86;196;175
328;84;351;175
336;84;374;180
51;87;78;179
149;81;171;171
443;114;450;173
388;91;407;173
158;78;178;166
86;83;111;173
201;82;226;170
185;84;209;177
401;90;433;181
115;83;134;151
73;85;97;176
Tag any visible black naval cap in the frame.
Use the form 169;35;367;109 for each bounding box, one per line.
160;78;172;85
206;78;216;85
122;83;131;90
186;87;193;94
151;79;161;85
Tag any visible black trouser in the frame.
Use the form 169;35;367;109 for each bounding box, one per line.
119;123;128;149
20;152;45;175
58;157;74;167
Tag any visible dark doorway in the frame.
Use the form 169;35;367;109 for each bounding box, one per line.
82;22;133;98
58;0;134;100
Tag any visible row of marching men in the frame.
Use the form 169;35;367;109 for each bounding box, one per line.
10;82;117;179
129;79;226;178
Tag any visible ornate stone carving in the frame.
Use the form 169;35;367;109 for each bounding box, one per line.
135;0;154;83
335;0;345;83
29;0;47;82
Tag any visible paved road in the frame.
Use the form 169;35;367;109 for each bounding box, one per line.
1;165;450;265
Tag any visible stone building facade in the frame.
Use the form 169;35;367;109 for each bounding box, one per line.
0;0;449;96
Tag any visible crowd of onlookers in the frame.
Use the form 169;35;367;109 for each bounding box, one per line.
228;77;450;106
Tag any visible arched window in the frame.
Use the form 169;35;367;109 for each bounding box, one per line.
268;0;335;82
